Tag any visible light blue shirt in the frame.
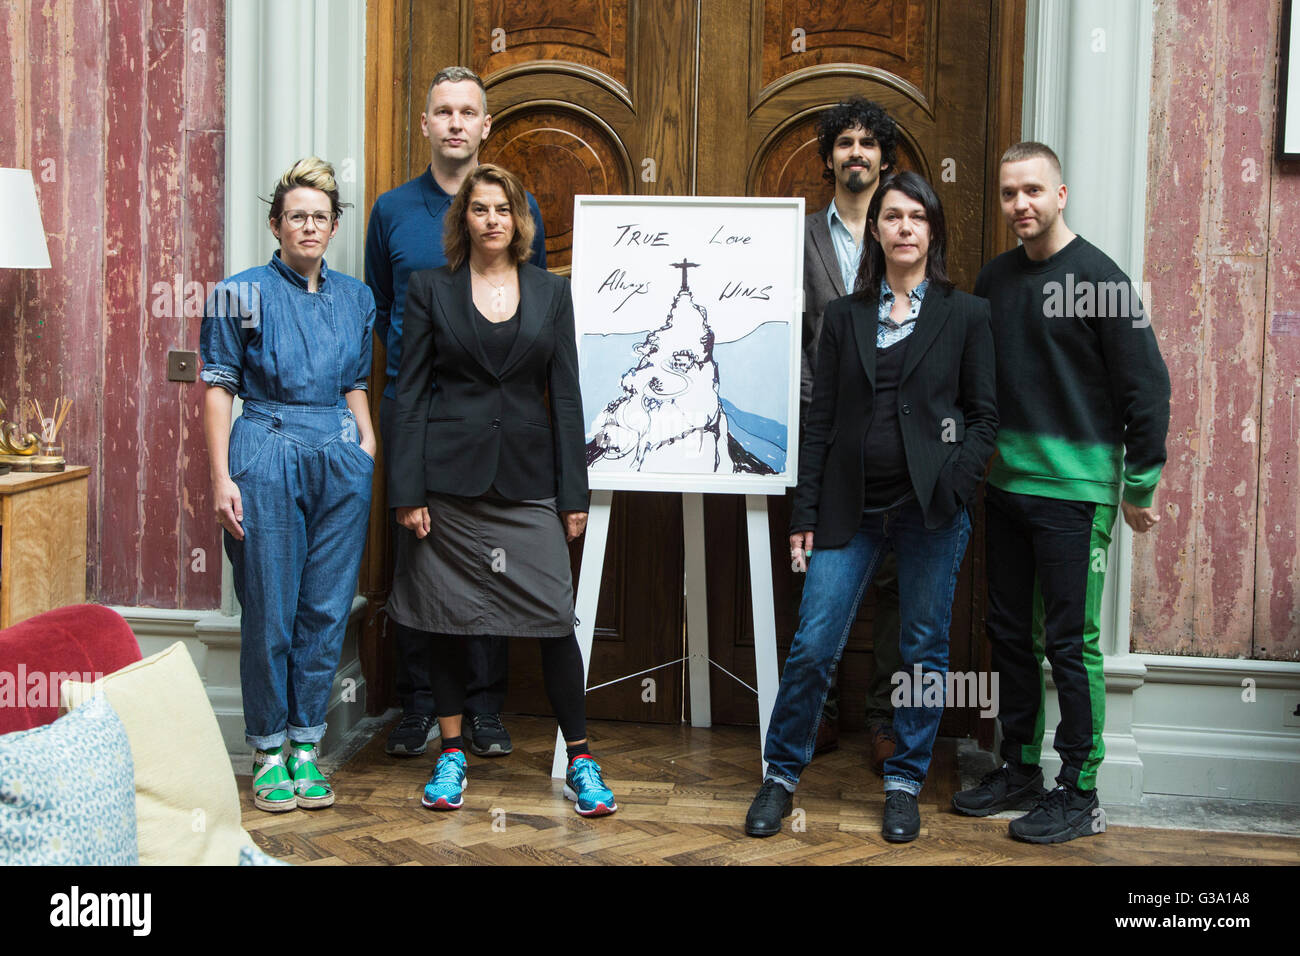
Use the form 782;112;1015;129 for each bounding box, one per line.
826;200;864;295
876;277;929;349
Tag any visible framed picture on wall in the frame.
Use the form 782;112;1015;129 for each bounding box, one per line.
1280;0;1300;160
571;195;804;495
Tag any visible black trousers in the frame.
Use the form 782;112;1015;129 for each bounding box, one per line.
984;486;1114;791
380;398;510;717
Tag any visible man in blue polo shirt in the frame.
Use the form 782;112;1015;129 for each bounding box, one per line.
365;65;547;759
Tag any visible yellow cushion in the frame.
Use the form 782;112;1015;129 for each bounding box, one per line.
60;641;254;866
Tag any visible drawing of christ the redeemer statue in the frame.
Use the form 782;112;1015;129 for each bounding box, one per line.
585;260;774;475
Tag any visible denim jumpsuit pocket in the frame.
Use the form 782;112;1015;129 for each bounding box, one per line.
229;416;275;480
341;435;375;469
337;411;375;471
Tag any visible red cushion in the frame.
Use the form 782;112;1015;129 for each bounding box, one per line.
0;604;142;735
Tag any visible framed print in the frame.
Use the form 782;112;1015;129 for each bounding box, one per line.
571;195;804;495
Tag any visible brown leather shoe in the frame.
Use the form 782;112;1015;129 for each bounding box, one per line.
813;714;839;755
868;723;896;774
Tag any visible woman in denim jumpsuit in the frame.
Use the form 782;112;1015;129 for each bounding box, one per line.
200;158;376;812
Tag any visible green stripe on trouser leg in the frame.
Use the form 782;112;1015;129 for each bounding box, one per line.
1077;503;1116;791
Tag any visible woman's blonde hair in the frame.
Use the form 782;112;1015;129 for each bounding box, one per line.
267;156;351;223
443;164;536;272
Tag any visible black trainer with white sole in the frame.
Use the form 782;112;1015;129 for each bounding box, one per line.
386;713;439;756
464;712;512;756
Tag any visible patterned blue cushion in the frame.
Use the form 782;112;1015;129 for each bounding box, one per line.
0;693;138;865
238;843;291;866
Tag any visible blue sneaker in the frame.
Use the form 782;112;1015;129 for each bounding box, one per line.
564;755;617;817
422;749;467;810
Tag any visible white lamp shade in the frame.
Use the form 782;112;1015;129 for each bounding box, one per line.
0;168;52;269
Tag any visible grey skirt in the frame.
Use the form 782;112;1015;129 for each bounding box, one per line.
385;491;576;638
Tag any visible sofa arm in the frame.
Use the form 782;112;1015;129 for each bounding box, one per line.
0;604;141;734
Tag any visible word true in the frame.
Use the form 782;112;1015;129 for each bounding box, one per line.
0;666;105;708
889;664;999;718
49;886;151;936
1042;275;1152;328
151;276;262;326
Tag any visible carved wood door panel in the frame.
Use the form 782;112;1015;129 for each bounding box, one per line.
369;0;1021;731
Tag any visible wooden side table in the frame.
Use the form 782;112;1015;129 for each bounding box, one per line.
0;466;89;628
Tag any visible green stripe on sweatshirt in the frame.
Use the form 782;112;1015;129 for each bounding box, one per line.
989;430;1123;505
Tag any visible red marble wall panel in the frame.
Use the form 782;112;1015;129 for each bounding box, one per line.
101;0;150;603
181;128;224;609
1192;256;1265;656
137;0;187;606
1137;0;1297;659
181;1;225;609
1256;167;1300;660
0;0;224;610
5;1;108;598
0;3;26;167
1133;0;1213;651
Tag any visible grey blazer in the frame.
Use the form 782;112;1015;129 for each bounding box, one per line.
803;205;849;410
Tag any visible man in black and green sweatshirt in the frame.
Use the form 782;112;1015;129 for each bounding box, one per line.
955;141;1170;843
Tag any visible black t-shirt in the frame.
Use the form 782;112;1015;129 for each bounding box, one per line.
474;304;520;374
862;336;915;511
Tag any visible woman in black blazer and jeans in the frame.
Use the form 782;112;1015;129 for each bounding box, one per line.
386;164;615;817
745;171;998;842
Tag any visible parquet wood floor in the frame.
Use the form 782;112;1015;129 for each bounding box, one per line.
239;716;1300;866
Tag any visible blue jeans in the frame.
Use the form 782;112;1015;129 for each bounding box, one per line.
225;400;373;749
763;499;971;796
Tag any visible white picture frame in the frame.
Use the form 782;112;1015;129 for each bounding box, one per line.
571;194;804;495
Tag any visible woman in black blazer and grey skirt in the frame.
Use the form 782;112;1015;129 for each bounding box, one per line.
744;171;998;843
386;164;615;817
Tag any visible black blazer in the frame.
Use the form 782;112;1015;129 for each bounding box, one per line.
387;262;590;513
802;205;848;409
790;283;998;547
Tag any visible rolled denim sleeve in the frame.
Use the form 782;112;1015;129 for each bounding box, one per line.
199;281;249;395
351;286;377;392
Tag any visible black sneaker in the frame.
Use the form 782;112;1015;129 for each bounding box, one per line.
882;789;921;843
386;713;439;756
744;779;794;838
464;713;512;756
952;763;1046;817
1008;784;1102;844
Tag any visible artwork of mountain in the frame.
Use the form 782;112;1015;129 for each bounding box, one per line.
584;261;778;475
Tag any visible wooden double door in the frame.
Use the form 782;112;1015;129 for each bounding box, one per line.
365;0;1024;735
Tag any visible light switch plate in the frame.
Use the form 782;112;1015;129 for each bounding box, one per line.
168;350;198;383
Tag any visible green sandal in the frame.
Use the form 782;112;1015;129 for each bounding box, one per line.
286;742;334;810
251;748;297;813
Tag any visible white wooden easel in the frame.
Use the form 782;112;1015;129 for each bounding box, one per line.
551;489;781;777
